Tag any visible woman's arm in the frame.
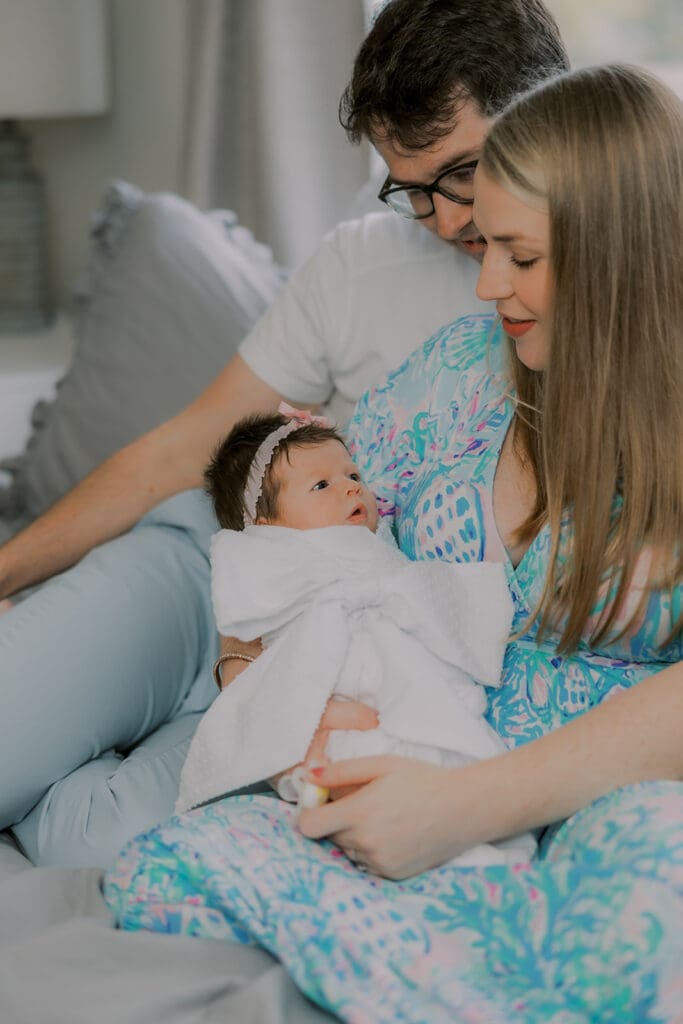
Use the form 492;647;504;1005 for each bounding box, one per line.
0;355;283;599
299;660;683;878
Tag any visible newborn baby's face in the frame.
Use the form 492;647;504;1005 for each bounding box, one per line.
267;439;378;532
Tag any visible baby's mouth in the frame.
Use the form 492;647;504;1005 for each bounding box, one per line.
347;503;368;523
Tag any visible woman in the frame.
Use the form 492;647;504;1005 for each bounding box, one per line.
105;65;683;1020
300;61;683;878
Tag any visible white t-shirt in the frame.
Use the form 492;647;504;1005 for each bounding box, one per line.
239;211;490;424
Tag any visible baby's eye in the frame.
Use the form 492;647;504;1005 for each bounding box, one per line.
312;479;329;491
349;473;361;482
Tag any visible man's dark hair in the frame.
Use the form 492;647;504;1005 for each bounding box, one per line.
206;413;347;531
340;0;570;150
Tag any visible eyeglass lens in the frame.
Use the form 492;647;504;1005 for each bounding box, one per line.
382;162;477;218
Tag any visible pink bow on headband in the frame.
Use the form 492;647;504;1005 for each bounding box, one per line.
242;402;331;526
278;401;330;428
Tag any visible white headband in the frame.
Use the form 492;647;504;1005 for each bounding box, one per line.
243;402;330;526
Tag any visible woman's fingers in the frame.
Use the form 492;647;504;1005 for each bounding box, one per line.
297;795;358;839
307;755;397;789
297;756;399;839
304;726;331;767
328;782;364;801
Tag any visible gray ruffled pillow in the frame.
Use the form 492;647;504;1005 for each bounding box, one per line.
0;181;286;525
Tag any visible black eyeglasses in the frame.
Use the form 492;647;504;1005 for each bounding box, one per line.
378;160;477;220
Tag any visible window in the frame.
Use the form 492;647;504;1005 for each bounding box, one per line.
547;0;682;95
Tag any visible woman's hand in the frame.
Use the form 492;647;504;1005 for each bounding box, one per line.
299;663;683;878
297;756;485;879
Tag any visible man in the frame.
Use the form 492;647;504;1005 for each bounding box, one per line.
0;0;569;866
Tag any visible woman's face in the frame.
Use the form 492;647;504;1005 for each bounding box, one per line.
473;166;552;372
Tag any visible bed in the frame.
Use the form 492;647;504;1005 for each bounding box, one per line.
0;830;335;1022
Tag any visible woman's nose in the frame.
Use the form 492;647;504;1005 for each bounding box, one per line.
476;249;512;302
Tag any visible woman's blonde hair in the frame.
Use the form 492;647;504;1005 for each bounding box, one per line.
481;64;683;652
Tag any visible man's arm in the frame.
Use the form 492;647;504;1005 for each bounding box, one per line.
0;213;369;600
0;355;283;599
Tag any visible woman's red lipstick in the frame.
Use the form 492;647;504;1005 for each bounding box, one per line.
502;316;535;338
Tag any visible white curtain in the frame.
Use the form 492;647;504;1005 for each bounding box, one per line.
180;0;370;270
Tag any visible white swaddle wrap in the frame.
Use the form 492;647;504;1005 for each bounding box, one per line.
178;522;517;808
178;523;537;863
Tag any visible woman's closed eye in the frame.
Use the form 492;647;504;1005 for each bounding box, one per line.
509;254;540;270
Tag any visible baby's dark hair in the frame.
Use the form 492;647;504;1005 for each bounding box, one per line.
206;413;347;531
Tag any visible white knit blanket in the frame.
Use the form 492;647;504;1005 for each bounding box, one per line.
177;523;515;815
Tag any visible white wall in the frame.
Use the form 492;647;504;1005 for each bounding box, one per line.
28;0;188;304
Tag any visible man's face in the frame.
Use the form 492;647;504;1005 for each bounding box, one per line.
374;98;491;261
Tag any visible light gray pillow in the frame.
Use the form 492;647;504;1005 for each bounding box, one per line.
0;180;286;522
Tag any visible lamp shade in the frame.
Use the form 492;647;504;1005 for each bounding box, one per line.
0;0;110;118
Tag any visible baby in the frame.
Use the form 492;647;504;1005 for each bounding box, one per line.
177;404;535;865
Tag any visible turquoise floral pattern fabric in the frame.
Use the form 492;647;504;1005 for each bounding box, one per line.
345;314;682;746
105;785;683;1022
105;315;683;1022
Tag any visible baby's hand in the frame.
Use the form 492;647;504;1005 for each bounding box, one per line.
306;698;379;765
305;699;379;800
269;699;379;799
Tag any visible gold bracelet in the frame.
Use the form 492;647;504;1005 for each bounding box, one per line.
213;651;256;690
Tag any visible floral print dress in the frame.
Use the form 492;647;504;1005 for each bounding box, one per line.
104;315;683;1023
